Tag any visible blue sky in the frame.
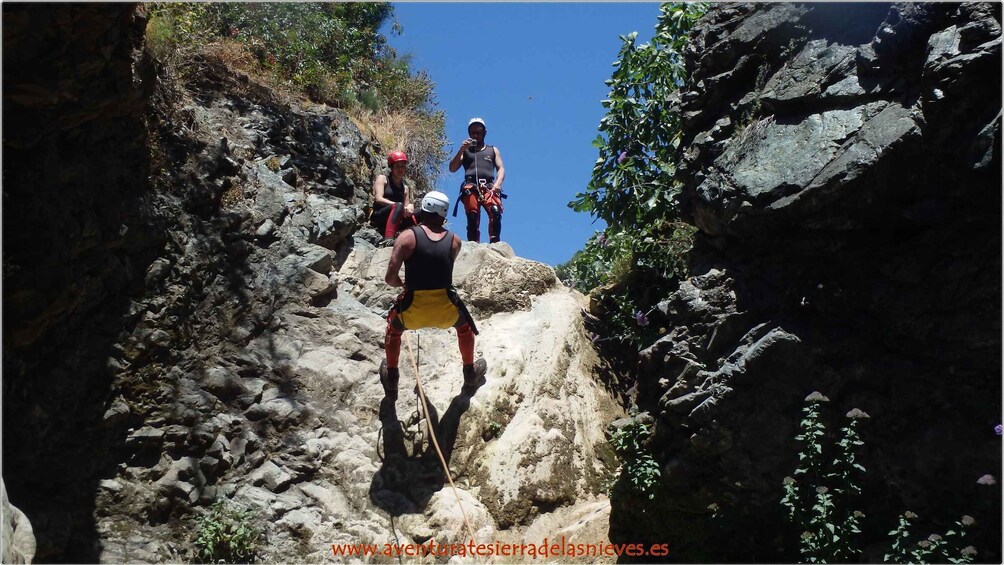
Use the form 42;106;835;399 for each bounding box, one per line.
383;3;662;266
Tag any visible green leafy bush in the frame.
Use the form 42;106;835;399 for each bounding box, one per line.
145;3;215;63
781;393;869;563
570;2;706;229
608;420;662;500
144;2;447;195
781;393;982;564
560;2;706;352
194;500;263;564
145;3;428;114
884;511;979;564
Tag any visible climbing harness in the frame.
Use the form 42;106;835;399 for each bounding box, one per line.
388;288;479;336
451;144;507;218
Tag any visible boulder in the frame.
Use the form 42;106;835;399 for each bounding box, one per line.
2;479;36;564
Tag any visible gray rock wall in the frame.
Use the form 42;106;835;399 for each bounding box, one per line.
3;5;625;562
610;3;1001;561
3;4;157;561
1;3;378;560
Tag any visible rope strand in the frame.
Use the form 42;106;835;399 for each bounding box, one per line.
402;331;481;554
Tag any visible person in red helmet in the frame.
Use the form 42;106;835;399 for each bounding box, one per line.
370;150;416;239
448;117;506;243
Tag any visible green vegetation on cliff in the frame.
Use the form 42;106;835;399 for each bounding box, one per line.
145;2;445;191
557;2;706;350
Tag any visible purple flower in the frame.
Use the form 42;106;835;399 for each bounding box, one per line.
804;391;830;403
617;151;628;164
995;424;1002;436
846;408;870;419
976;474;997;486
635;310;649;327
596;233;607;247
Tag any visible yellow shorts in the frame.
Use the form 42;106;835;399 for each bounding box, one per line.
398;289;461;330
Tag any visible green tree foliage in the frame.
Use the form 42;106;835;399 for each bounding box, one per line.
144;2;447;193
570;3;703;228
558;2;706;350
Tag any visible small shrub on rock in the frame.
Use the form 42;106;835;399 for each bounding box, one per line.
194;500;263;564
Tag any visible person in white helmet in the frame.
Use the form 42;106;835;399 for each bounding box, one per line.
381;190;487;399
448;117;506;243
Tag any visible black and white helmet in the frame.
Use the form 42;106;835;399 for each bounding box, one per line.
468;117;487;132
420;191;450;218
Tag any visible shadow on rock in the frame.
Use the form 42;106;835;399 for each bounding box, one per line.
369;393;471;517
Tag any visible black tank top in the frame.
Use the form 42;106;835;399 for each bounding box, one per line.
405;226;454;290
462;145;495;181
384;177;406;203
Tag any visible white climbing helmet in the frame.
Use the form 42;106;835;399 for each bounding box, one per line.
468;117;487;131
420;191;450;218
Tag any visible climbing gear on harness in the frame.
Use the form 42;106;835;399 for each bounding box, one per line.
462;357;488;396
372;201;414;239
455;179;505;242
452;179;507;216
387;150;408;167
420;191;450;218
379;359;399;400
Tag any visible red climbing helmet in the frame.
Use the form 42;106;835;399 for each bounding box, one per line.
387;150;409;167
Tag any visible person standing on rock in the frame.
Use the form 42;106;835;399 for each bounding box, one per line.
370;150;416;239
448;117;506;243
381;191;487;398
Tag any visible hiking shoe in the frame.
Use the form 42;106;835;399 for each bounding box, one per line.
461;358;488;396
379;359;399;400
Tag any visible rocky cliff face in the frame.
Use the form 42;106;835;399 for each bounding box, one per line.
610;2;1001;561
3;4;157;561
3;4;622;562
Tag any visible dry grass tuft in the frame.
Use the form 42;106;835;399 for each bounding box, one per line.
351;107;447;196
201;39;259;74
220;179;244;208
193;40;292;108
